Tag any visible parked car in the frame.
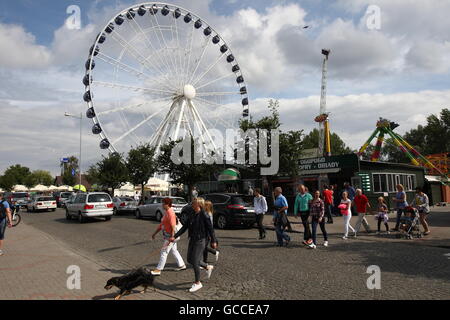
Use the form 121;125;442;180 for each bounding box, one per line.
112;196;137;215
65;192;114;223
26;196;57;212
58;192;74;208
201;193;256;229
5;192;31;208
135;196;187;221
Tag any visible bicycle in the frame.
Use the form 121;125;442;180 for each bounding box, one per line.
10;204;21;227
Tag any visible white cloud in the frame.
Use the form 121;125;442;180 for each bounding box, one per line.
0;22;51;69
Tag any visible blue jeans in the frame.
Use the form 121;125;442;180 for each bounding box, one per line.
275;225;290;245
311;218;328;245
394;208;405;229
0;218;7;240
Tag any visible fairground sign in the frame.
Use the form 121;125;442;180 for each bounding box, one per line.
298;154;359;173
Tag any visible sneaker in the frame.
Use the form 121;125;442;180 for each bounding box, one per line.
323;241;328;247
284;239;290;247
353;233;357;238
215;251;220;262
206;265;214;279
189;282;203;292
151;269;161;276
308;243;317;249
342;236;348;240
175;265;187;271
302;239;312;246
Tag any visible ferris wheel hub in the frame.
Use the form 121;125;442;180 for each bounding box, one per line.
183;84;196;100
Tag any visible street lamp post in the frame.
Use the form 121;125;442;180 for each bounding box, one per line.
64;112;83;189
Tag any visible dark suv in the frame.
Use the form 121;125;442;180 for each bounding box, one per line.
202;193;256;229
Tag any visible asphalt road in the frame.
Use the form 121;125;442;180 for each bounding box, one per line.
21;207;450;300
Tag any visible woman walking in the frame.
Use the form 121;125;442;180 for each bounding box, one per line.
309;190;328;248
412;187;431;235
392;184;408;231
151;198;186;276
339;191;355;240
172;198;217;293
375;196;389;234
203;200;220;263
253;188;268;239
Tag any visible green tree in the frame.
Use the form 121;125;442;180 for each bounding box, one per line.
157;139;210;201
23;170;53;188
2;164;32;186
279;130;304;177
85;165;100;186
62;156;79;186
302;128;353;155
126;143;157;194
96;153;129;195
0;174;15;192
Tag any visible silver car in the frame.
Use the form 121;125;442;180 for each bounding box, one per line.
112;196;137;215
65;192;114;223
26;196;57;212
135;196;187;221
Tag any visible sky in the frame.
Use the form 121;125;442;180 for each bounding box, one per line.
0;0;449;176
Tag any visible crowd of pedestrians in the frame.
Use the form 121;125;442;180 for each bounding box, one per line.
145;182;432;293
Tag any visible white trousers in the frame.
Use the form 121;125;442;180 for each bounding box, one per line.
156;239;185;270
344;214;355;237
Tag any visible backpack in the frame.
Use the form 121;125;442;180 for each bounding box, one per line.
0;200;8;219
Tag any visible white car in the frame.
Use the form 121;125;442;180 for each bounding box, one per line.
65;192;114;223
26;196;57;212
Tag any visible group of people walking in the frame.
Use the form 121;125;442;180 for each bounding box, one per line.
150;197;219;293
269;182;432;248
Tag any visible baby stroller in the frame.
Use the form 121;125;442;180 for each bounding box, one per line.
398;206;422;239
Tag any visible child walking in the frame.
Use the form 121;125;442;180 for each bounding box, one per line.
375;197;389;234
203;201;219;263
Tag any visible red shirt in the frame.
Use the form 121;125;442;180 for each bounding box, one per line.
354;195;369;213
323;189;333;204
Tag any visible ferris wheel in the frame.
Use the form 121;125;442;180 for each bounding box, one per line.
83;2;249;158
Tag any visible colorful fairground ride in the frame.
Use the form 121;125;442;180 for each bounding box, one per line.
357;118;449;185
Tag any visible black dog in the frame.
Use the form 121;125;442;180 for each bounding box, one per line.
104;266;155;300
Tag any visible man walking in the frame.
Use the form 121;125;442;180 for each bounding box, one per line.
253;188;267;239
0;193;13;256
294;184;314;247
353;188;371;236
273;187;290;247
322;185;334;224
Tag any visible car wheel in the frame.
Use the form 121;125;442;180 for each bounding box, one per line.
78;212;85;224
65;210;72;220
156;211;162;222
135;210;142;219
105;216;111;221
217;215;227;229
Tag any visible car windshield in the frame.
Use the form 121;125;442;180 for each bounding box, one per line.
172;198;187;204
37;197;55;201
120;197;133;201
230;196;253;207
13;193;28;198
88;194;111;203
